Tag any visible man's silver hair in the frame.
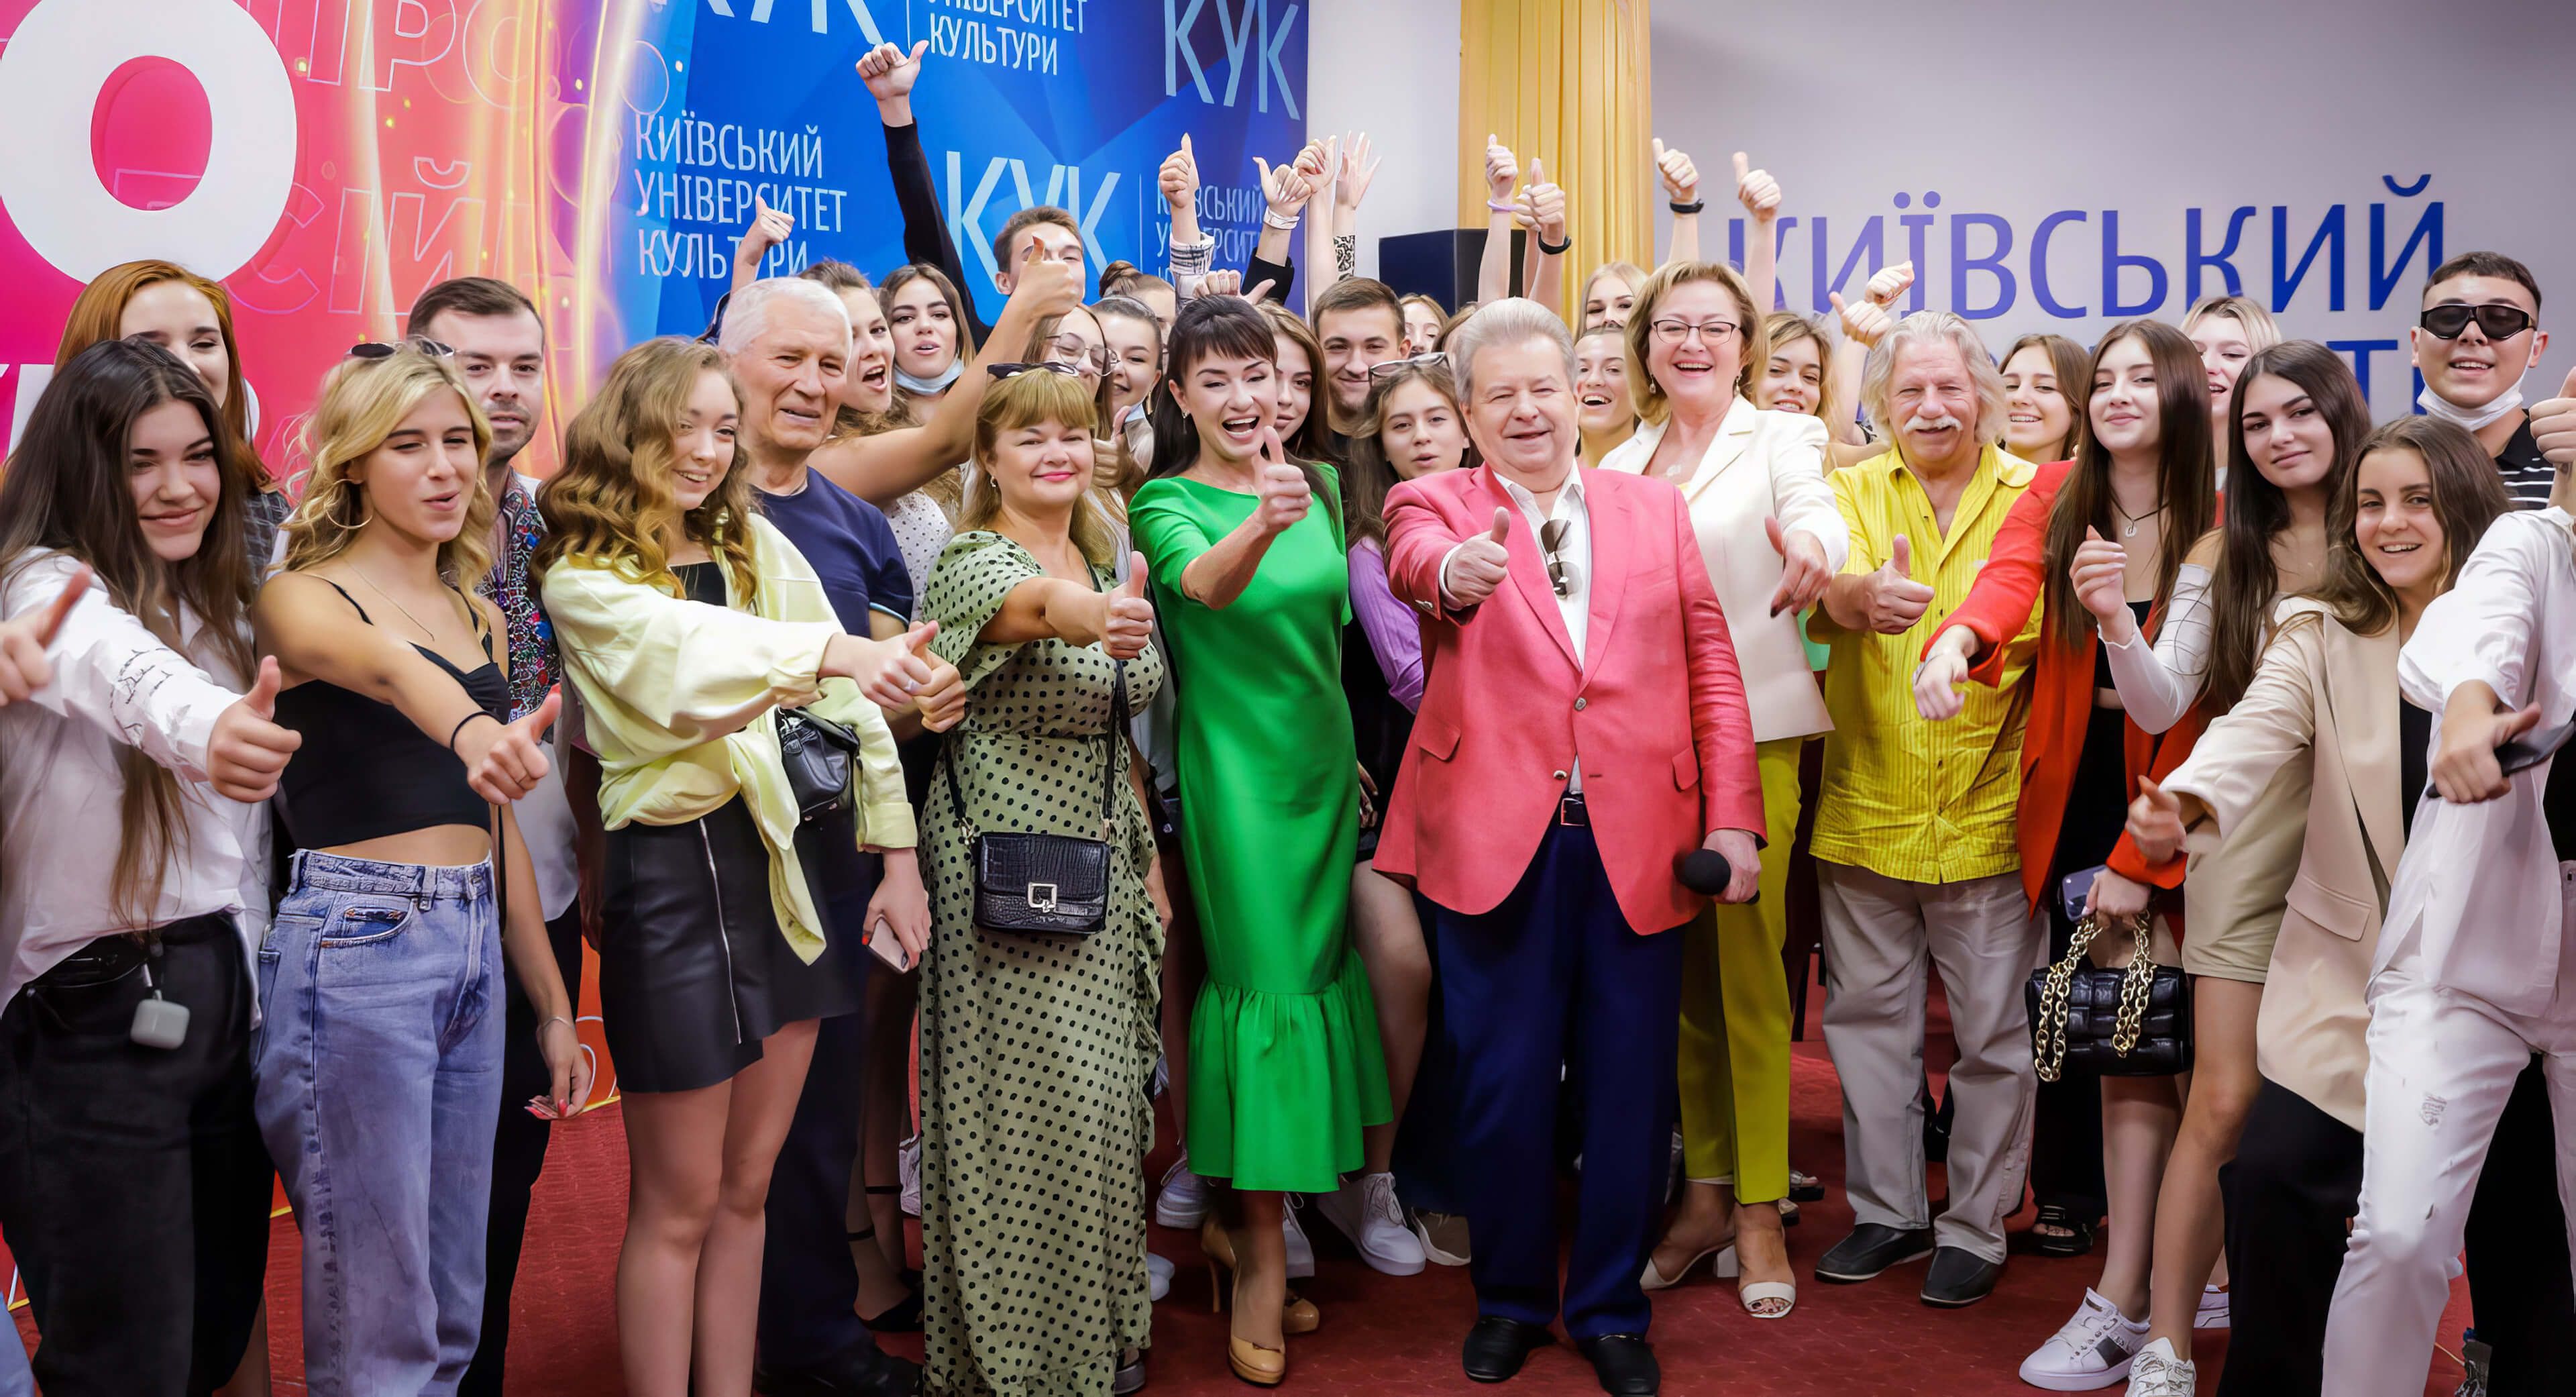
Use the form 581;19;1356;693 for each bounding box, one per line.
718;276;852;358
1859;310;2008;446
1448;297;1576;401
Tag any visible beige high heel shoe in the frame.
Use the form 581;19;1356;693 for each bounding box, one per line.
1199;1219;1320;1333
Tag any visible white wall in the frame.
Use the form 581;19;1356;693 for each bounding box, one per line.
1308;0;1462;280
1649;0;2576;410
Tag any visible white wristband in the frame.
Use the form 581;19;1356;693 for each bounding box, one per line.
1263;208;1301;231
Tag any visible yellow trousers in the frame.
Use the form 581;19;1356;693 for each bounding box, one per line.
1675;737;1803;1203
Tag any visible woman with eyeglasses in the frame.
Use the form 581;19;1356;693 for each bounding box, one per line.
252;344;590;1392
1596;261;1841;1321
1130;296;1389;1386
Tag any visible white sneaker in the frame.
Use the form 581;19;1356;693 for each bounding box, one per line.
1283;1198;1316;1279
899;1134;922;1218
1146;1251;1175;1303
2018;1289;2149;1391
2194;1284;2229;1330
1155;1156;1212;1229
2121;1338;2196;1396
1311;1172;1427;1276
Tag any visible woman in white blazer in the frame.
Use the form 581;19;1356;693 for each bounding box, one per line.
1602;260;1844;1319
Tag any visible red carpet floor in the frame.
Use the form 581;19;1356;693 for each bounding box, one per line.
19;1002;2477;1395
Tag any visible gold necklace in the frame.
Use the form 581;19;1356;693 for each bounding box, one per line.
350;565;445;642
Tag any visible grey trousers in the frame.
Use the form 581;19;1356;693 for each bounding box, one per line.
1816;862;2040;1263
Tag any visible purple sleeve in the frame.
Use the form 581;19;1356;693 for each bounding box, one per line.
1348;540;1424;713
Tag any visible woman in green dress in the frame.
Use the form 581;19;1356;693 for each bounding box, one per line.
918;369;1168;1397
1128;297;1390;1388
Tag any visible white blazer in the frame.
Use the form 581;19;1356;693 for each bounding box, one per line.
2382;507;2576;1017
1600;399;1845;742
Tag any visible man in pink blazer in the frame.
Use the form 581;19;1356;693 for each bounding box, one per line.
1377;299;1764;1397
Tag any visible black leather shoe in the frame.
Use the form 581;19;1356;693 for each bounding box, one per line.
1462;1316;1552;1383
755;1343;924;1397
1919;1246;2002;1308
1814;1223;1935;1283
1575;1334;1660;1396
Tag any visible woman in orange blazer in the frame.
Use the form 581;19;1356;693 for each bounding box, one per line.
1916;319;2216;1392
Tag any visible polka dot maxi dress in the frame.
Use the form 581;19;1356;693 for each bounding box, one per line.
917;531;1167;1397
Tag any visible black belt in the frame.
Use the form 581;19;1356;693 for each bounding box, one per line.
1556;793;1589;827
32;913;232;989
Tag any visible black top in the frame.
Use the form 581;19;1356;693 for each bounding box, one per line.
2548;725;2576;865
2496;417;2556;513
2400;698;2432;840
2093;600;2155;690
674;560;726;607
275;580;507;848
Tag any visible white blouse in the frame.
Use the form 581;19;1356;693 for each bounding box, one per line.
2099;562;2214;733
0;551;269;1008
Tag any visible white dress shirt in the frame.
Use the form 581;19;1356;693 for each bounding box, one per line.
0;550;269;1008
1442;467;1593;790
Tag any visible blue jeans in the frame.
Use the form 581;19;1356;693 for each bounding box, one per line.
255;852;504;1396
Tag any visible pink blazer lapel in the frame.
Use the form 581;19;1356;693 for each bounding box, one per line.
1478;469;1579;669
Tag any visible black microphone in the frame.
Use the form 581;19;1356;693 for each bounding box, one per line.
1674;849;1735;896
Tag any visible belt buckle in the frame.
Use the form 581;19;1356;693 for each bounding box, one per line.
1556;795;1584;827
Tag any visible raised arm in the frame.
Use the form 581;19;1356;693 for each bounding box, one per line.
1142;438;1313;611
2101;548;2214;734
1328;132;1381;291
1162;136;1213;299
1518;158;1567;316
1735;152;1780;311
976;552;1156;658
731;194;798;294
859;40;992;343
1654;139;1700;267
1477;135;1520;305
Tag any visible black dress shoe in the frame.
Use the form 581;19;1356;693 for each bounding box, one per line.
1575;1334;1660;1396
1814;1223;1935;1283
1462;1316;1553;1383
755;1343;924;1397
1919;1246;2002;1307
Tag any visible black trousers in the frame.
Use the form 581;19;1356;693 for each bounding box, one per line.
2462;1057;2575;1397
0;918;272;1397
2216;1078;2361;1397
461;904;586;1397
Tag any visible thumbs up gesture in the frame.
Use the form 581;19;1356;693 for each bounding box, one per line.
1099;554;1157;660
856;38;929;102
1652;138;1698;205
737;192;796;272
2126;777;2194;866
910;625;967;733
2072;525;2137;639
1446;507;1515;609
0;562;87;705
1005;237;1083;318
1765;515;1833;616
454;685;561;805
209;656;304;803
1733;152;1780;222
2531;364;2576;475
1865;260;1916;309
1516;157;1568;244
1160;133;1201;215
1862;534;1934;634
825;623;940;714
1253;430;1312;535
1830;291;1894;351
1484;134;1520;203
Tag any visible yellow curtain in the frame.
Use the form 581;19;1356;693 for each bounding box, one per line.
1458;0;1654;315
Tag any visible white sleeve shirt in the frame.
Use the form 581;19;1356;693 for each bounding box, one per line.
1439;470;1594;791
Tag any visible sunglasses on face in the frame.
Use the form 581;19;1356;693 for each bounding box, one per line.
985;362;1087;381
2418;303;2534;342
1368;352;1450;380
349;338;453;360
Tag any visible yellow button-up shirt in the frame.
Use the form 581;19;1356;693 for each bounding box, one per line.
1807;446;2041;884
543;515;914;962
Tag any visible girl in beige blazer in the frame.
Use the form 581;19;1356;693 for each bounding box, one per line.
2125;417;2513;1396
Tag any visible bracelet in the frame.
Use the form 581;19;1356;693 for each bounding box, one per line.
1333;234;1356;279
1669;199;1707;215
447;709;500;754
1536;232;1572;256
1486;199;1519;215
536;1015;574;1041
1263;208;1301;231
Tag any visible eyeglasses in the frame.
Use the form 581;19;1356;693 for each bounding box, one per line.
985;362;1087;381
2418;303;2534;342
1540;517;1574;598
1050;340;1112;374
349;338;453;360
1368;352;1450;380
1647;318;1738;346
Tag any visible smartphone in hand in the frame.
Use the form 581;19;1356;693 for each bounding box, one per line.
867;916;916;974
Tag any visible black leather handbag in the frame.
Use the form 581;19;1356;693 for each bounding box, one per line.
945;660;1129;937
2026;909;2194;1080
775;707;862;823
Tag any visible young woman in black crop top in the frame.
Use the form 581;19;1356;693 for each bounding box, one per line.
249;345;587;1394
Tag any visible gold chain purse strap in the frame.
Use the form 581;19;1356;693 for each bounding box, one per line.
2032;911;2155;1082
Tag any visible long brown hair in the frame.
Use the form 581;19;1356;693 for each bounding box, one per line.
2200;342;2371;711
2306;417;2508;637
538;338;761;607
2043;319;2216;649
1261;302;1337;464
55;259;272;495
879;262;979;362
1998;332;2092;463
1343;360;1472;547
0;339;255;921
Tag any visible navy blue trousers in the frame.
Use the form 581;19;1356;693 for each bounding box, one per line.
1435;823;1683;1339
1394;890;1461;1217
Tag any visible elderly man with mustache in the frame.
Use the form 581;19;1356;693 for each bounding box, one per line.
1803;309;2046;1308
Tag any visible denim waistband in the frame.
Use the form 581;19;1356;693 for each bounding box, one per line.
288;849;492;902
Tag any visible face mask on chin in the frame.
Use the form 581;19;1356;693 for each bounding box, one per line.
895;359;965;396
2418;368;2528;433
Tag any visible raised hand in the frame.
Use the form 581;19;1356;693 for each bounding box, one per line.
827;623;940;713
209;656;303;804
736;193;795;268
2532;364;2576;472
911;627;967;733
2127;777;2189;865
0;562;86;705
1652;138;1699;205
1255;154;1317;218
856;40;928;103
2432;699;2543;804
1159;133;1200;215
1005;235;1084;318
1861;535;1934;634
1484;134;1520;204
1253;438;1313;535
456;685;561;805
2072;525;2135;639
1865;260;1915;308
1766;515;1832;616
1446;508;1514;609
1830;291;1895;350
1293;136;1333;185
1516;157;1567;243
1101;554;1156;660
1335;131;1381;213
1733;152;1780;221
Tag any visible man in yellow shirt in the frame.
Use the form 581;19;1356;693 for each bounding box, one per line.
1805;311;2042;1309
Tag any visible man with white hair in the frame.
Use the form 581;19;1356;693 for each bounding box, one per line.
1806;309;2041;1308
1377;299;1764;1396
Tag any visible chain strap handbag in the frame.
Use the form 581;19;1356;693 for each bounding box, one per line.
944;658;1128;937
2025;909;2194;1081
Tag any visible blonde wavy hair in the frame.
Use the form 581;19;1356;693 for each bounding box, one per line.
959;370;1118;568
282;346;495;584
537;338;760;607
1623;261;1770;425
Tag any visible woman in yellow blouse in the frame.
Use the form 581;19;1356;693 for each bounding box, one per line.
537;338;934;1397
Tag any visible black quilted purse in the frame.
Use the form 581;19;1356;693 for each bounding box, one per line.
944;660;1128;937
2025;909;2194;1080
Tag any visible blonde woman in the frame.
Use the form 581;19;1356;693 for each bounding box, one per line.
1599;261;1842;1319
538;338;928;1397
252;344;588;1392
2182;295;2282;484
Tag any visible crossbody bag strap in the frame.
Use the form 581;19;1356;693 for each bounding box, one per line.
1099;658;1130;837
